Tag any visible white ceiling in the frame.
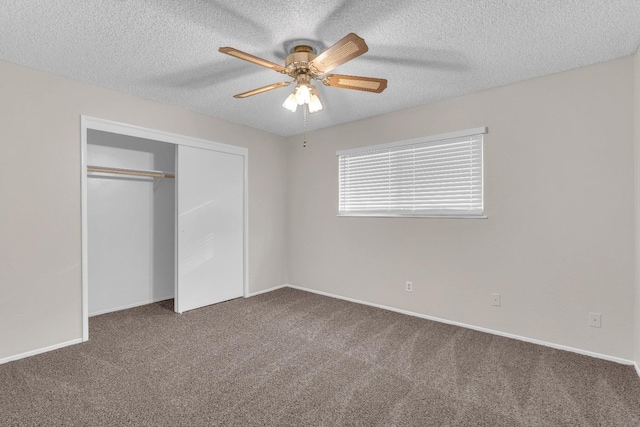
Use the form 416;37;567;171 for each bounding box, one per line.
1;0;640;137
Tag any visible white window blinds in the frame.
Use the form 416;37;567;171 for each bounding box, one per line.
338;128;486;217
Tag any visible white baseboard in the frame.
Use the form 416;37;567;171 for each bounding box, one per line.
0;338;83;365
89;295;174;317
285;284;636;367
635;362;640;379
245;284;287;298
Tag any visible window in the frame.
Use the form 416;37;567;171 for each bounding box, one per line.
337;127;486;218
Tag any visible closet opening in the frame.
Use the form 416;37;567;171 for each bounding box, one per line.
80;117;248;341
86;130;176;317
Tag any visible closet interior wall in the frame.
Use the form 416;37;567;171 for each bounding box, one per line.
87;129;175;316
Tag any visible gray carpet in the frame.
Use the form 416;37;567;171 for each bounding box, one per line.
2;288;640;426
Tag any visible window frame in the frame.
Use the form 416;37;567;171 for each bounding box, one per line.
336;127;487;219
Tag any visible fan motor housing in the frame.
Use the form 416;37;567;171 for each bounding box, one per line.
285;45;317;76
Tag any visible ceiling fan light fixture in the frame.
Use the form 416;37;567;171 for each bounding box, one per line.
308;96;322;113
295;84;311;105
222;33;386;120
282;93;298;112
308;86;323;113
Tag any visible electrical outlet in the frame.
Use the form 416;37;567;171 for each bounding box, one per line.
491;293;501;307
405;281;413;292
589;312;601;328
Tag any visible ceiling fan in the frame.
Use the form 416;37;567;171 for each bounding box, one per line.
218;33;387;114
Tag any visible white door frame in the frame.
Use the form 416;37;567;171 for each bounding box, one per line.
80;116;249;341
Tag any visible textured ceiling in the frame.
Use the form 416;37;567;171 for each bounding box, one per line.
1;0;640;137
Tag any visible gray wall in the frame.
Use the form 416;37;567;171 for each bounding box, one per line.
287;57;636;360
1;53;639;365
0;59;288;360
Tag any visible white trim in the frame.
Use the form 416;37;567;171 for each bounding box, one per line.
174;145;180;313
243;152;249;300
81;117;89;342
245;285;287;298
337;214;488;219
0;339;83;365
285;284;635;366
336;126;488;156
81;116;249;335
81;116;247;155
89;296;174;317
635;362;640;379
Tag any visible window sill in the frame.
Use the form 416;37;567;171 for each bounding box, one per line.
337;214;488;219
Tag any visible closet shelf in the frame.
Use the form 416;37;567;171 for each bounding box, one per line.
87;165;175;179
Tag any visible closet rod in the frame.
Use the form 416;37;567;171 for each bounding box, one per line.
87;165;175;179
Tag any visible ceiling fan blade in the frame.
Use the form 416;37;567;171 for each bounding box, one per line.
308;33;368;74
321;74;387;93
233;81;291;98
219;47;286;73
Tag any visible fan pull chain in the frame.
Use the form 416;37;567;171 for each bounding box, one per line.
303;104;308;148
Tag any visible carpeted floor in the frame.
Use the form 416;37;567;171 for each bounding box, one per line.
2;287;640;426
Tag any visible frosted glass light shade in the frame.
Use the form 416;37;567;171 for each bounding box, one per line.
295;84;310;105
308;94;323;113
282;93;297;112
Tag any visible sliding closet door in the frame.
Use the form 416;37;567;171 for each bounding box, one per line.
175;145;244;313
